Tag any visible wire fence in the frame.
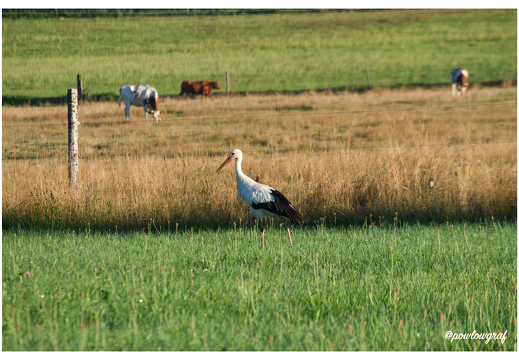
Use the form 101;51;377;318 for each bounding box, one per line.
3;141;517;162
3;102;517;129
197;61;517;89
2;60;516;107
3;101;516;161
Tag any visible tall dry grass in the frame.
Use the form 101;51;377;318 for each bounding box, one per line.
2;87;517;230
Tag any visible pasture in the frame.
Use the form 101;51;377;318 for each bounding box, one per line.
2;9;517;102
2;86;517;230
2;223;517;351
2;9;517;351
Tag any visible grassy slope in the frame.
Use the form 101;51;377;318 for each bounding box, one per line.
2;223;516;350
2;10;517;100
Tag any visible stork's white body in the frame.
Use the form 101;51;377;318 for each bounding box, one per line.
234;159;276;219
216;149;304;248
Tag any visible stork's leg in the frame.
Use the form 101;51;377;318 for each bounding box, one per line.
285;219;293;246
259;218;265;249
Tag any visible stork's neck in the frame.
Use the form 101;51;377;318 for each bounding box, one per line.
235;155;253;185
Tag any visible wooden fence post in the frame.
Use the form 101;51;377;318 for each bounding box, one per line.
77;74;83;101
366;67;372;88
226;71;230;94
67;89;80;197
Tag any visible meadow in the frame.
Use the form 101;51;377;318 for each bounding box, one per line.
2;86;517;230
2;9;517;103
2;222;517;351
2;9;517;352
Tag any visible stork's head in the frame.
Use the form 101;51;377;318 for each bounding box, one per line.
216;149;242;173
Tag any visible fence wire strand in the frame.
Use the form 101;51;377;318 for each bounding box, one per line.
3;140;517;162
2;101;517;129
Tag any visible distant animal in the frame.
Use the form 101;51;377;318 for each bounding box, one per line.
119;85;163;120
216;149;305;249
178;81;221;101
450;68;469;97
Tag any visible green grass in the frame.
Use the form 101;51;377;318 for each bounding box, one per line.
2;222;516;350
2;9;517;102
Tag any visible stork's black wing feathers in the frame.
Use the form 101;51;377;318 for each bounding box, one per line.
251;189;305;226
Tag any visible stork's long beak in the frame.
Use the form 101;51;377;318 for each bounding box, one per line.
216;156;232;174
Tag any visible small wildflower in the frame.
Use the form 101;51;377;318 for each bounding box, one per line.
25;272;31;277
94;268;98;273
211;265;215;268
440;313;444;323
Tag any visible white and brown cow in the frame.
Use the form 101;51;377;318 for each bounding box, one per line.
119;85;163;120
450;68;469;97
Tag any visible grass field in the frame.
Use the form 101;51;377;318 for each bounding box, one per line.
2;9;517;102
2;9;517;352
2;87;516;230
2;223;516;351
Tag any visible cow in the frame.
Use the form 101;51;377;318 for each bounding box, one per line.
119;85;163;121
178;81;221;101
450;68;469;97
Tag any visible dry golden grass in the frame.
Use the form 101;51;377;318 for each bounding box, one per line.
2;86;517;230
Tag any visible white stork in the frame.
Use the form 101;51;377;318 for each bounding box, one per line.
216;149;305;249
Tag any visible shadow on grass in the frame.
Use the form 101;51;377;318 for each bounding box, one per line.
3;80;515;107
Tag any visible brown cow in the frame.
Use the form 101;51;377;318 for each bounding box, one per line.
178;81;221;101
